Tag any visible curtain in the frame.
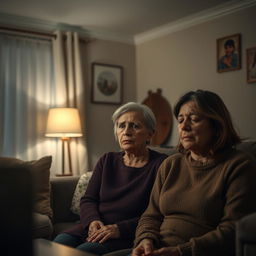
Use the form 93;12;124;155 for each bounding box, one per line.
0;33;56;162
0;31;89;176
51;30;89;176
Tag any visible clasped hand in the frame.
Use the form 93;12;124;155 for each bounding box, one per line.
87;220;120;243
132;239;181;256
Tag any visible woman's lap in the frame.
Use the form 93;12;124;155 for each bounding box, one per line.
54;233;83;247
54;233;131;255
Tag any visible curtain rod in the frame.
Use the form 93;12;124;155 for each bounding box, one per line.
0;26;55;39
0;26;92;43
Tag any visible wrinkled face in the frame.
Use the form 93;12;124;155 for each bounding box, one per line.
116;111;153;153
177;101;214;155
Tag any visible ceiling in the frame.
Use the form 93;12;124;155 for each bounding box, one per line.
0;0;253;43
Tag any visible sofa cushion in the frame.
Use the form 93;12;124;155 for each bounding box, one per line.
26;156;53;218
50;176;80;223
236;141;256;161
0;156;53;218
33;212;53;239
70;172;92;215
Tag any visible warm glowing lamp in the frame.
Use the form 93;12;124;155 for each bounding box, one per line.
45;108;82;176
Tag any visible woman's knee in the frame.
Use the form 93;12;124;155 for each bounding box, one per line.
53;233;82;247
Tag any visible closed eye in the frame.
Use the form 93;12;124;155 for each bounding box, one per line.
190;115;202;123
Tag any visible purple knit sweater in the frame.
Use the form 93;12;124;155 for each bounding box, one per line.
65;149;167;249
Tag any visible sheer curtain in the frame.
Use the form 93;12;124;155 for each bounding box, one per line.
0;33;56;163
0;31;89;176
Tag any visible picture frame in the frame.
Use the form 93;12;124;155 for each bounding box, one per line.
91;62;123;104
217;33;241;73
246;47;256;83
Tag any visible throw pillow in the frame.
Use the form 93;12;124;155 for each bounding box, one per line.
25;156;53;218
70;172;92;215
0;156;53;218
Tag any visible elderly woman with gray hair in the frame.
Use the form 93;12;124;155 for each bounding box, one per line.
54;102;167;255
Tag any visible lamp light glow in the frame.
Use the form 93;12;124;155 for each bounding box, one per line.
45;108;82;138
45;107;83;176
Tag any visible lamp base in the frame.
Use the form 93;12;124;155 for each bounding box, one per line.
60;137;73;177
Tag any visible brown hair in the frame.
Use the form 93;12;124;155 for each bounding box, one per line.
174;90;241;153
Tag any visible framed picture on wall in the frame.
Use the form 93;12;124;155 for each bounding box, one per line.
246;47;256;83
217;34;241;73
91;62;123;104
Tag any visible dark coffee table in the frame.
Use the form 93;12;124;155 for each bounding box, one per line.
34;239;97;256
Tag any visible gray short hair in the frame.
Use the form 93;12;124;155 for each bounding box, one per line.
112;102;156;139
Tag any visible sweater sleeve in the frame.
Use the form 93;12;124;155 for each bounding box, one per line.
79;154;105;230
134;159;168;247
178;154;256;256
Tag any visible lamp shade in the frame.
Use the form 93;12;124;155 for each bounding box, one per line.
45;108;82;137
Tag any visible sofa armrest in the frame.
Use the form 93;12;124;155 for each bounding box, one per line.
236;212;256;256
50;176;80;224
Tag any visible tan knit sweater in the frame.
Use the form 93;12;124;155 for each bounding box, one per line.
134;149;256;256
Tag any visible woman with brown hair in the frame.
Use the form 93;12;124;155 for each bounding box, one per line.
132;90;256;256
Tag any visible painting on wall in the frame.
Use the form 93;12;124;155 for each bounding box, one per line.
217;34;241;73
91;63;123;104
246;47;256;83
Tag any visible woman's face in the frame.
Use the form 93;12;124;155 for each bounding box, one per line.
177;101;214;155
225;45;235;56
116;111;153;153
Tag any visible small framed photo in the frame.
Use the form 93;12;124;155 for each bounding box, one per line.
246;47;256;83
91;62;123;104
217;34;241;73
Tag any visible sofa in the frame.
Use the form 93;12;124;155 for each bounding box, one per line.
45;141;256;240
1;141;256;245
50;176;80;237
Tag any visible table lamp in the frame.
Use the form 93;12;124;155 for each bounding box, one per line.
45;107;82;176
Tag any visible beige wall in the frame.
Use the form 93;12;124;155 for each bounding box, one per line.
81;5;256;168
81;39;136;168
136;5;256;146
